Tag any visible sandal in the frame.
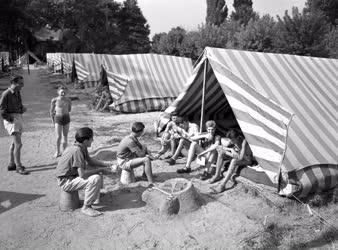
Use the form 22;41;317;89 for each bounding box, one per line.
176;167;191;174
16;167;29;175
7;164;16;171
208;175;223;184
199;171;212;180
211;185;226;194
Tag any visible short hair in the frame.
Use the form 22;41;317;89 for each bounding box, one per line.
170;111;178;117
205;120;216;128
75;127;93;143
10;75;23;84
57;85;67;90
132;122;145;133
226;128;242;140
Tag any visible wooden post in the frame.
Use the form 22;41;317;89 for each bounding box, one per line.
199;59;208;133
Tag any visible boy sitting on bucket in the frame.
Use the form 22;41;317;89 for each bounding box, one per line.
116;122;155;185
56;127;113;217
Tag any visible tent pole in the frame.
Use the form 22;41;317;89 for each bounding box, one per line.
26;52;30;75
200;59;207;133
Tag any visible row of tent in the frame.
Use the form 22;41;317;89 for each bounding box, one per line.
47;48;337;198
46;52;193;113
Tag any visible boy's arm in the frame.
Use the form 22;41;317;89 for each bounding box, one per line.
87;156;110;168
77;165;110;179
50;98;56;117
0;93;12;122
190;133;209;141
236;139;248;161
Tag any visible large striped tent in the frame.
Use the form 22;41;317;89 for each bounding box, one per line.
162;47;337;198
101;53;193;113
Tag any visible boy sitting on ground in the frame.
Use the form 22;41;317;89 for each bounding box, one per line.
116;122;155;185
212;128;254;193
56;127;113;217
166;116;199;165
161;111;183;159
176;120;221;178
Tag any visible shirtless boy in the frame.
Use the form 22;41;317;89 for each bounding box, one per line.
50;85;72;157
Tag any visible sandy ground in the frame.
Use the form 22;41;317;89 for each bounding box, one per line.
0;67;337;250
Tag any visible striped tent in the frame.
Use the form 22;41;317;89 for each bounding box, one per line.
162;47;337;198
0;52;10;68
74;59;90;82
101;53;193;113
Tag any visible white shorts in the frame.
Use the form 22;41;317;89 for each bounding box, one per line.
117;157;132;171
3;114;24;135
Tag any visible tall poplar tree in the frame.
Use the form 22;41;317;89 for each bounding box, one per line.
206;0;228;26
116;0;151;53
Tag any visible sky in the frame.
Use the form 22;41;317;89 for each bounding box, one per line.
117;0;307;38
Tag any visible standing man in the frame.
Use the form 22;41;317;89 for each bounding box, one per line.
0;75;28;175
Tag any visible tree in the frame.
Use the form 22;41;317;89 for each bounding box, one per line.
116;0;151;53
305;0;338;25
235;15;276;52
274;7;331;57
230;0;257;26
206;0;228;26
325;25;338;58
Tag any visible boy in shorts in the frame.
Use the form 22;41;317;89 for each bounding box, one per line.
116;122;155;185
56;127;113;217
50;85;72;157
212;129;254;193
0;75;28;174
166;116;199;165
176;120;221;178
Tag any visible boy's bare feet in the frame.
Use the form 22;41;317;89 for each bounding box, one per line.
81;206;103;217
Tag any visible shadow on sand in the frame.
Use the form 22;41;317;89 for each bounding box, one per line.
0;191;45;214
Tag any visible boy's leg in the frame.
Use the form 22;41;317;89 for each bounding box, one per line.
208;151;225;183
177;142;202;173
62;123;70;151
170;138;177;156
54;123;62;157
171;138;185;160
217;159;238;190
11;132;26;173
60;175;103;216
8;141;15;168
130;157;154;183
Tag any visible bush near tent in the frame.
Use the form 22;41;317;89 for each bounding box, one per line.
159;47;338;198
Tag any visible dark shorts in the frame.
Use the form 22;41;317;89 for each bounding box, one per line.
54;114;70;126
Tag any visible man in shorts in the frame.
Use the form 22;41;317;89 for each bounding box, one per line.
0;75;28;174
116;122;155;185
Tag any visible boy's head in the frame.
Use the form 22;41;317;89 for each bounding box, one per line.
179;116;189;129
57;85;67;96
132;122;145;136
205;120;216;135
170;111;181;124
75;127;94;146
226;128;243;144
10;75;24;90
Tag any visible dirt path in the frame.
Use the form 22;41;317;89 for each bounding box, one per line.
0;67;336;250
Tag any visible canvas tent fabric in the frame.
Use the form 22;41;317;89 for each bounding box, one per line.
101;53;193;113
0;51;9;66
161;47;337;198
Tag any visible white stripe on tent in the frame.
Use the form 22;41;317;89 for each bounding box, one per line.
75;60;89;81
250;145;282;163
236;120;285;149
